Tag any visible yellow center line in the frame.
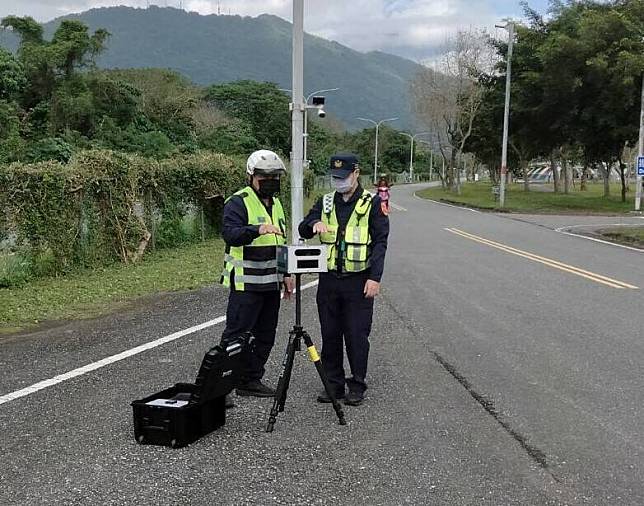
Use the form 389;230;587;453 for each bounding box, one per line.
451;228;639;288
445;228;639;290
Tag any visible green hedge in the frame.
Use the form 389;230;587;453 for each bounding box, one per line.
0;150;245;286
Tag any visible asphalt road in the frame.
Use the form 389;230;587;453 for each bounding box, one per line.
1;183;642;505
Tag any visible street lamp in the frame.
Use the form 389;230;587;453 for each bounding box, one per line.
400;132;430;182
495;20;515;208
290;0;305;243
636;73;643;211
417;139;436;181
357;116;399;184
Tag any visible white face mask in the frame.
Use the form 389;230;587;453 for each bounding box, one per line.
332;174;355;194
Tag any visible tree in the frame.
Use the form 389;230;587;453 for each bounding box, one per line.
205;81;291;156
411;29;493;192
0;48;26;101
50;20;109;78
1;16;110;108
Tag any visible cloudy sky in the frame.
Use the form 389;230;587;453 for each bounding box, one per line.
0;0;551;61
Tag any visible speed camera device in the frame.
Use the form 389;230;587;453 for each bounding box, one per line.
268;243;346;432
277;244;328;274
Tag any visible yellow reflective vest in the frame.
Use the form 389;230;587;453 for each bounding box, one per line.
319;189;372;273
221;186;286;291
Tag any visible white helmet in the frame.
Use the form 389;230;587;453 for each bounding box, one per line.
246;150;287;176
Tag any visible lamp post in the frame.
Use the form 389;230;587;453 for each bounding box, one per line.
495;20;515;208
290;0;305;243
357;116;399;184
417;139;435;181
400;132;430;182
636;73;643;211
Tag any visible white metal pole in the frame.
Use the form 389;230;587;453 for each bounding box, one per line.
374;123;380;185
499;21;514;208
291;0;305;243
636;73;643;211
430;150;433;181
303;107;308;170
410;136;415;182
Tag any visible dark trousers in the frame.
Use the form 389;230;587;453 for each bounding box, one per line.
316;272;374;395
221;289;281;382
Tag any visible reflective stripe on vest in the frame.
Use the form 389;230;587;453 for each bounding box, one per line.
221;187;286;291
319;189;372;273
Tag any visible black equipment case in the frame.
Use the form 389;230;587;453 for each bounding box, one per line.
131;333;248;448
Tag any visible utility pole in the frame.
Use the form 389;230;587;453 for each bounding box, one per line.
636;74;643;211
400;132;429;182
357;117;398;184
496;20;515;208
417;139;434;181
290;0;305;243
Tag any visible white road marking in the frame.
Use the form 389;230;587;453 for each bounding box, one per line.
413;192;482;213
389;202;407;212
0;280;319;406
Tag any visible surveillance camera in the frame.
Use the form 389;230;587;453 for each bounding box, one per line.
317;109;326;118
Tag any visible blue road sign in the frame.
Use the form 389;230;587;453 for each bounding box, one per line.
638;156;644;176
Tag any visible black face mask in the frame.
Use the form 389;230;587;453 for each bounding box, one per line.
257;178;281;198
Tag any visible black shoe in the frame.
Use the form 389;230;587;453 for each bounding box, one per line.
344;390;364;406
236;380;275;398
316;389;345;403
225;394;235;409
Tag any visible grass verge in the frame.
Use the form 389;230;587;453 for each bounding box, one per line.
0;239;225;334
417;182;638;214
597;226;644;248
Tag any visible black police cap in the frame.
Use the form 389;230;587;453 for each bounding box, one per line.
329;153;360;178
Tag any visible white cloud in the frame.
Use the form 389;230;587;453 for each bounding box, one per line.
0;0;504;61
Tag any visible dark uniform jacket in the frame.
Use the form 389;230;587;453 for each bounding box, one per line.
298;185;389;282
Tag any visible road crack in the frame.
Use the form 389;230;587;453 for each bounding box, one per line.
381;294;560;482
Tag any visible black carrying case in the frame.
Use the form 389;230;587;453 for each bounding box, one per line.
131;333;248;448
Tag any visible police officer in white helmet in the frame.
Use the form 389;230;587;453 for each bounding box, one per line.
220;150;294;404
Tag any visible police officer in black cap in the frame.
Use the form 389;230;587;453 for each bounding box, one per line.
299;153;389;406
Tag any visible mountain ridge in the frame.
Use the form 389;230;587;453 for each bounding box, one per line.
0;6;421;129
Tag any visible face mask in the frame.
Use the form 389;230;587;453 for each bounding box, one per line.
257;178;280;198
332;174;355;194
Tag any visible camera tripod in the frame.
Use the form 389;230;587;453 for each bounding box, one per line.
265;273;347;432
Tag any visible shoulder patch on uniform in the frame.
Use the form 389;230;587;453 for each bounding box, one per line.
323;192;335;214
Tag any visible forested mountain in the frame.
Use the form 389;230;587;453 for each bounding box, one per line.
0;6;421;129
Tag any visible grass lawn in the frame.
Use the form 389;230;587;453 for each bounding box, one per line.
417;182;638;214
0;239;225;334
597;226;644;248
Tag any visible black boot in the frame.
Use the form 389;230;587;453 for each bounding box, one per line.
316;389;345;403
344;390;364;406
236;379;276;398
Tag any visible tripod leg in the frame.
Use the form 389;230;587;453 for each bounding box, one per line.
278;336;298;412
301;331;347;426
266;331;297;432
